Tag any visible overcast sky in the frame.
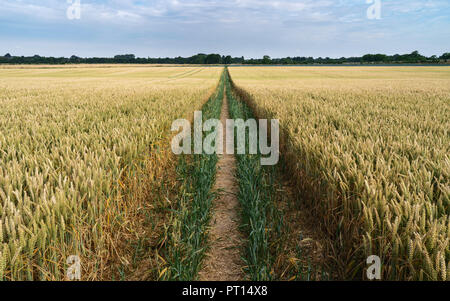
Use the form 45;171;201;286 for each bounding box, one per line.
0;0;449;58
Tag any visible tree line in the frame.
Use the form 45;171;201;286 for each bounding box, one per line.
0;51;449;65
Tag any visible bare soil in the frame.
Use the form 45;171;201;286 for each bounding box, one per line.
198;88;246;281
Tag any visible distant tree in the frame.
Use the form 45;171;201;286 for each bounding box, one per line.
114;54;136;63
440;53;450;60
281;57;293;65
406;51;426;62
363;54;387;62
0;51;444;65
223;55;232;65
70;55;81;63
189;54;206;64
205;54;221;64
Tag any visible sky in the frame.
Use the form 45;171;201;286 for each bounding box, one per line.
0;0;449;58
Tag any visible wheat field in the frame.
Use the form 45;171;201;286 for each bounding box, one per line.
228;66;450;280
0;65;448;281
0;66;222;280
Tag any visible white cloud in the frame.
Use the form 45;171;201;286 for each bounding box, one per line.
0;0;449;58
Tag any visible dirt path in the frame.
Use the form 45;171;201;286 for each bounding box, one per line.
198;87;245;281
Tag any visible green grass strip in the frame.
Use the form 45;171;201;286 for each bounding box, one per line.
224;68;282;281
162;71;225;281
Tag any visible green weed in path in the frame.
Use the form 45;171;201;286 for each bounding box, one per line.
226;69;329;281
225;69;282;281
161;71;225;281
